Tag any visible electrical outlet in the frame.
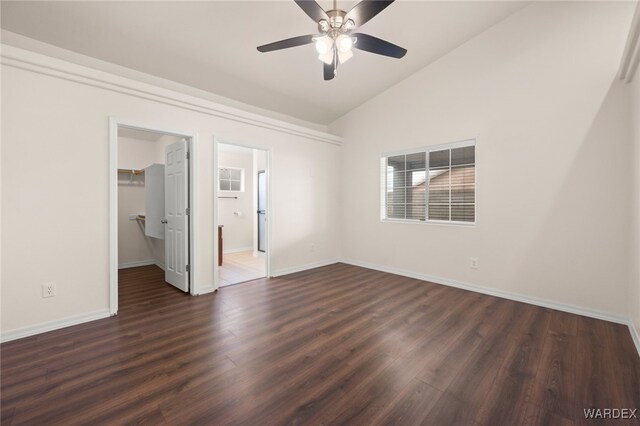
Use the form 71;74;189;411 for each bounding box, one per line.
470;257;479;269
42;282;56;298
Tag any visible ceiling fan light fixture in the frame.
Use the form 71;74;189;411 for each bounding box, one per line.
336;34;354;53
256;0;407;81
314;35;333;55
318;50;334;65
318;19;330;33
343;19;355;31
337;48;353;64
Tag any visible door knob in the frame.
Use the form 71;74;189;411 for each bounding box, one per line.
161;219;168;224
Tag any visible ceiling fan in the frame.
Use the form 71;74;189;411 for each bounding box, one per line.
256;0;407;81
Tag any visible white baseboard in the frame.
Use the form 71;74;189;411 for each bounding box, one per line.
223;246;254;254
1;309;112;343
271;258;340;277
629;321;640;359
118;260;165;270
118;260;156;269
195;285;217;295
340;258;629;325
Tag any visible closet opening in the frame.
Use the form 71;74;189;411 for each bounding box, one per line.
110;120;195;314
215;141;270;287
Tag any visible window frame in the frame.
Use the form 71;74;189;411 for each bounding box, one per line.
380;139;476;226
218;166;245;193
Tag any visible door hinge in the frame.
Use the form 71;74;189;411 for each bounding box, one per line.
186;151;190;160
186;264;190;272
186;208;190;215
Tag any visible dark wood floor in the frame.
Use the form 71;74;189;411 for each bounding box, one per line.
1;263;639;425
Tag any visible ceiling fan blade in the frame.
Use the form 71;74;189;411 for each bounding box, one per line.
344;0;394;28
294;0;329;23
257;35;315;52
352;33;406;58
323;51;336;80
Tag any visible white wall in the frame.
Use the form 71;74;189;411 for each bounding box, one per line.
331;1;635;318
218;144;254;252
631;75;640;334
1;45;341;334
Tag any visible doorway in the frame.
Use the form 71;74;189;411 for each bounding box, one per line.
109;119;196;314
215;142;269;287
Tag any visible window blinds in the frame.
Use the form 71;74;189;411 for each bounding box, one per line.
382;141;475;224
385;152;426;221
427;145;475;222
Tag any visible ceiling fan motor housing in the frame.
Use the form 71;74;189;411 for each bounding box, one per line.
318;9;354;36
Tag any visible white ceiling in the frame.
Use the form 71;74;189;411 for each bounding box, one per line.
1;1;529;125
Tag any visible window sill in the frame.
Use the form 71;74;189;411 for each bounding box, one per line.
381;219;476;228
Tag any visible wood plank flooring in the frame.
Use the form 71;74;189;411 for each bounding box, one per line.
1;263;639;425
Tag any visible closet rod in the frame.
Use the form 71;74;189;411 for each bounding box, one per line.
117;168;144;175
218;196;238;199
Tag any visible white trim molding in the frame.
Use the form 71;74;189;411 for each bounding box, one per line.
0;45;342;145
271;259;340;277
619;1;640;83
118;259;157;269
0;310;112;343
629;321;640;359
194;286;217;296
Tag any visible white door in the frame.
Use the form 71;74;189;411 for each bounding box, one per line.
144;164;165;239
164;139;189;292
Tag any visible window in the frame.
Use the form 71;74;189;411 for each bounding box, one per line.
381;140;475;224
384;152;427;221
219;167;244;192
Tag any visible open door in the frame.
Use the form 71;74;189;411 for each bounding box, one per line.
257;170;267;253
164;139;189;292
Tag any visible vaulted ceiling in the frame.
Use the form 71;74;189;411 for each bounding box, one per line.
1;1;529;125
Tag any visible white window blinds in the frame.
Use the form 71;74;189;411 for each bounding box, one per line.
427;145;475;222
382;141;475;224
385;152;427;221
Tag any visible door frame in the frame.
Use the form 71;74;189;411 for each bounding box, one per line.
109;117;198;315
213;138;272;288
257;170;266;253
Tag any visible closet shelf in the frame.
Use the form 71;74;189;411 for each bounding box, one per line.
118;168;145;175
